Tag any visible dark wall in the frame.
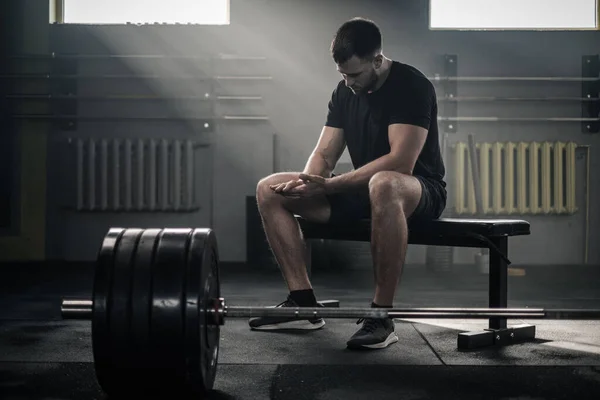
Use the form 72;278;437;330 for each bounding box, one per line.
4;0;600;266
0;1;18;231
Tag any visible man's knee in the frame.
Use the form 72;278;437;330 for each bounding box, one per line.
256;175;278;206
368;171;417;208
256;172;299;207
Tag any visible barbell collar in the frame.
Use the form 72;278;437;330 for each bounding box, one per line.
61;299;93;320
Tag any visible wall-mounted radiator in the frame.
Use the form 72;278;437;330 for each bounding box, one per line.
70;138;199;212
452;141;578;215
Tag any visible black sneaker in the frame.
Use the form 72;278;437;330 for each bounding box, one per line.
346;317;398;349
248;296;326;330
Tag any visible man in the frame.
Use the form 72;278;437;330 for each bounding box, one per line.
250;17;447;350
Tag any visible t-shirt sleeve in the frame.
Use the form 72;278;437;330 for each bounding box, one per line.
325;83;345;128
388;78;435;130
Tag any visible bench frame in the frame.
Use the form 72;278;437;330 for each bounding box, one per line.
297;216;535;350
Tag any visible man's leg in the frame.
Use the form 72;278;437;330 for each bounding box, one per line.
250;172;332;330
368;171;423;307
255;172;331;292
346;171;425;350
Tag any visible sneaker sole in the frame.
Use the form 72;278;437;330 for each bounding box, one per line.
347;332;399;349
250;319;326;331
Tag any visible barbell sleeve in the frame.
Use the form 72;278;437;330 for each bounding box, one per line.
61;299;93;320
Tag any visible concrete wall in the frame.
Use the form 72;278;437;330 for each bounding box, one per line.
3;0;600;267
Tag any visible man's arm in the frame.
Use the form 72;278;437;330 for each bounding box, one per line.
326;124;427;193
303;126;346;178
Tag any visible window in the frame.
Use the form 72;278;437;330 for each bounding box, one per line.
61;0;230;25
430;0;598;30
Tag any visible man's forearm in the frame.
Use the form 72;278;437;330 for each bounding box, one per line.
303;152;334;178
327;154;407;194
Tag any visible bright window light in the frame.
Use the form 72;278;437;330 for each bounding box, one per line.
430;0;598;30
63;0;230;25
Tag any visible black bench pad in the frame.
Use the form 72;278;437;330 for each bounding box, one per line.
296;217;530;244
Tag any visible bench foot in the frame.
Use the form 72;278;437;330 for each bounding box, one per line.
457;324;536;350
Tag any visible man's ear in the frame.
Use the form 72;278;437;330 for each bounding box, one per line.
373;54;383;69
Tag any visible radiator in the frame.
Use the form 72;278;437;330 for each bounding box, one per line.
72;138;198;212
452;141;578;215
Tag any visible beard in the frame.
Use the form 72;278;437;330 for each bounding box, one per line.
353;70;378;95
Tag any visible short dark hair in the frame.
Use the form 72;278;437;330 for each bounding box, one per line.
330;17;382;65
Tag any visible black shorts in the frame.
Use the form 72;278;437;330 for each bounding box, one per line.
325;176;447;226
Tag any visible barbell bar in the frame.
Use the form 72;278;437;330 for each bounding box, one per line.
61;298;600;321
61;227;600;397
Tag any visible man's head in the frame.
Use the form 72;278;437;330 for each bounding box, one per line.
330;17;384;95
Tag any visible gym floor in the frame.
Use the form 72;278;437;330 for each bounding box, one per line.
1;262;600;399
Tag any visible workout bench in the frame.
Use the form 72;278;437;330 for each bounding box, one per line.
297;216;532;350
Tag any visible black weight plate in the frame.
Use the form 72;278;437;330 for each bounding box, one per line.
107;228;143;378
185;228;220;394
92;228;126;395
150;228;190;386
129;229;162;374
203;232;220;390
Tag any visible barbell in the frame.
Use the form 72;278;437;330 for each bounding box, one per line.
61;227;600;397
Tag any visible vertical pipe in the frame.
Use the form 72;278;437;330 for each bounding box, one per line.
542;142;551;214
505;142;515;215
136;139;144;211
76;138;83;211
467;135;483;215
584;146;590;264
566;142;577;214
492;143;502;214
480;143;491;214
160;139;168;210
530;142;539;214
112;139;120;210
173;140;181;211
100;139;108;210
88;139;95;210
454;143;466;214
124;139;132;211
185;140;194;210
148;140;156;211
467;150;476;214
517;143;527;214
554;142;565;213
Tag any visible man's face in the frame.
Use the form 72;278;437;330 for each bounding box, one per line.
337;55;379;95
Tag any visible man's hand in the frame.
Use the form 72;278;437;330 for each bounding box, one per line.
270;174;329;198
270;179;304;194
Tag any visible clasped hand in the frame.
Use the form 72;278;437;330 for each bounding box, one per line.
270;174;329;198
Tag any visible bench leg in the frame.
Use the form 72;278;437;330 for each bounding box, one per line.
489;236;508;330
457;237;536;350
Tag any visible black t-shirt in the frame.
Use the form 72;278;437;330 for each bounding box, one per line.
325;61;446;186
